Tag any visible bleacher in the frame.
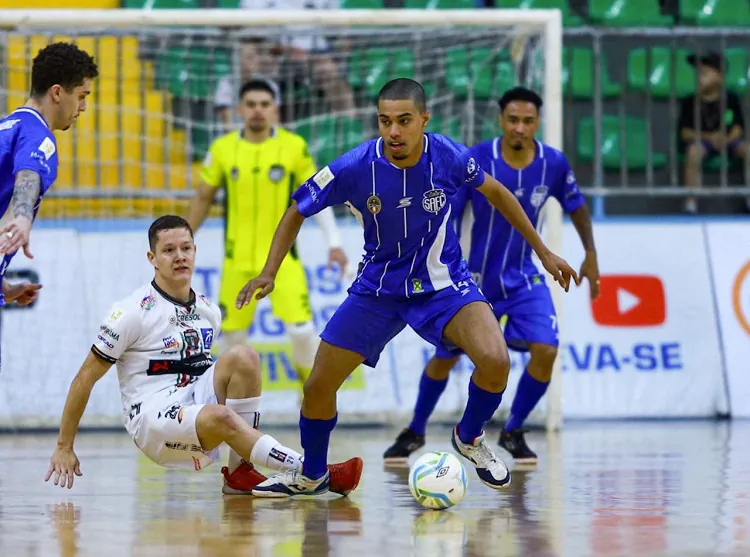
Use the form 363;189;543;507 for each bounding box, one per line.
3;0;749;216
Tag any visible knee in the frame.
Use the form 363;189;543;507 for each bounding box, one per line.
686;143;706;166
528;344;558;381
222;345;261;386
201;405;242;437
472;345;511;378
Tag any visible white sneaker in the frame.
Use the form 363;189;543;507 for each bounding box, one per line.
451;427;511;490
251;468;330;498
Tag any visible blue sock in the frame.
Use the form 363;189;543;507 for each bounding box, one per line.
457;379;504;444
505;369;549;431
408;371;449;436
299;413;338;480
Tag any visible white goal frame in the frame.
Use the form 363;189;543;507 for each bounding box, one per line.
0;8;564;431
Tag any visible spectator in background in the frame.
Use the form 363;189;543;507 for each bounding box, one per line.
679;51;748;213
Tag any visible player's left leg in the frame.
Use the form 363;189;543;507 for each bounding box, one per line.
269;256;316;384
497;284;560;464
404;281;511;490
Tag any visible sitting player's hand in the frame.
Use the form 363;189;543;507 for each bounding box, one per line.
539;251;580;292
45;447;82;489
4;281;42;305
236;274;275;309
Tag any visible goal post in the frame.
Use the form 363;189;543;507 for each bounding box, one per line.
0;8;564;431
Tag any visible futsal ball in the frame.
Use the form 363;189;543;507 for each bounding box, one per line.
408;451;468;510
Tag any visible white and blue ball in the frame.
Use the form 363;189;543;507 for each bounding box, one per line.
409;451;468;510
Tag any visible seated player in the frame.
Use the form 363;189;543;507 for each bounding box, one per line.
383;87;599;465
44;215;362;494
236;79;579;498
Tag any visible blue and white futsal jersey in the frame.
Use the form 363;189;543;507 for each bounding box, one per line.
293;133;489;366
294;133;484;299
0;107;58;304
444;138;585;353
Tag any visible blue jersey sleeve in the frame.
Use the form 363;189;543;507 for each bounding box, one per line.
13;127;58;193
553;153;585;214
291;150;355;218
450;142;485;191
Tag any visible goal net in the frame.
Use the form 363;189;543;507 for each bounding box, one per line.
0;9;563;431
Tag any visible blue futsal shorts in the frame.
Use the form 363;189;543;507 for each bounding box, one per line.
321;280;489;367
434;281;559;359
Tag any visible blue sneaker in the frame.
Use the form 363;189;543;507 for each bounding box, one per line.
451;427;511;490
251;468;330;498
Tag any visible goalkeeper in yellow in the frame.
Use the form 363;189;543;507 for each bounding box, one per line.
188;78;347;381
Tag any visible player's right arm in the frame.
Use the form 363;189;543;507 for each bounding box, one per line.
187;143;224;233
46;305;140;489
235;155;353;308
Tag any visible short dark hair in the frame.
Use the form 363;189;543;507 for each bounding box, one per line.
498;87;543;113
238;78;280;103
148;215;194;251
377;78;427;113
30;42;99;98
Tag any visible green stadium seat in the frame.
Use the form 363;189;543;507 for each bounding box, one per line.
405;0;474;8
496;0;584;27
123;0;199;7
349;47;414;99
428;114;463;141
563;47;622;99
157;47;232;100
577;116;667;170
340;0;383;8
294;116;365;165
217;0;242;7
679;0;750;26
627;47;696;98
445;47;516;99
725;49;750;92
588;0;673;26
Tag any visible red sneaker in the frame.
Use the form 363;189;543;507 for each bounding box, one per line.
327;457;364;496
222;461;268;495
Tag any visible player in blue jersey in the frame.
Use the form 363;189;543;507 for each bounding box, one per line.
384;87;600;465
235;79;580;498
0;42;98;312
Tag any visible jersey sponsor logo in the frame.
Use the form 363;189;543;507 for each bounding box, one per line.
367;194;382;215
163;336;179;349
591;275;666;327
38;137;56;160
97;334;114;350
141;295;156;310
0;118;20;131
412;278;424;294
148;354;213;377
159;403;182;420
313;166;335;189
110;309;123;321
530;185;549;208
201;327;214;350
268;164;285;183
397;197;412;209
566;169;576;184
170;309;200;325
30;151;51;174
422;189;447;214
100;325;120;341
165;441;204;453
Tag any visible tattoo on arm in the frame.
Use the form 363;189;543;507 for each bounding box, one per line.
570;204;596;253
12;170;41;220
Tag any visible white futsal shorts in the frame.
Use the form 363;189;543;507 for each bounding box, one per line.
132;364;220;471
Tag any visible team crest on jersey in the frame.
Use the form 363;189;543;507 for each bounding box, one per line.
465;157;480;183
566;170;576;184
141;295;156;310
530;185;549;208
268;164;285;183
412;278;424;294
422;189;447;214
367;194;382;215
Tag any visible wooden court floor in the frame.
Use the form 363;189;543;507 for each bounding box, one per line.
0;422;748;557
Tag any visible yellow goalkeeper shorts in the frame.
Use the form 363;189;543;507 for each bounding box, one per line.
219;256;313;332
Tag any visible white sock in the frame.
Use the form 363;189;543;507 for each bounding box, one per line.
250;434;303;472
225;396;262;472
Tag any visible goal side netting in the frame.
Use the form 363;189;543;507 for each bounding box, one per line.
0;9;563;431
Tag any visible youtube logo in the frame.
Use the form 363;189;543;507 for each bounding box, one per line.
591;275;666;327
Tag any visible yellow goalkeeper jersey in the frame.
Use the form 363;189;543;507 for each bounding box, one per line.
200;127;317;271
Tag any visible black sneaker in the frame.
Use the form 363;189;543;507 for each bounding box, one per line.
498;429;537;464
383;428;425;462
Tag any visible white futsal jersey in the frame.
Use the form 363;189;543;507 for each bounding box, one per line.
91;281;222;436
